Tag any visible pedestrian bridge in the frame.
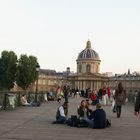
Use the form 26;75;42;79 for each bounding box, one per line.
0;97;139;140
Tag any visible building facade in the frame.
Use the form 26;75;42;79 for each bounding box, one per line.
13;69;64;93
68;40;109;90
36;69;65;92
109;74;140;94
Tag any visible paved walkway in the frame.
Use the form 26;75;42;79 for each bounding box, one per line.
0;97;140;140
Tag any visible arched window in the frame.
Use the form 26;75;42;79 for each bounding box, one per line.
86;64;91;73
79;65;82;73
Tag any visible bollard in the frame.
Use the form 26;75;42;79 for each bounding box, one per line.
17;92;21;106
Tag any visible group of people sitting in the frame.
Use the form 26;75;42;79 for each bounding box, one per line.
53;99;110;129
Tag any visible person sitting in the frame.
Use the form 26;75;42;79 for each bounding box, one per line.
89;90;99;105
89;103;107;129
78;100;88;119
53;101;69;124
47;91;55;101
20;94;31;106
77;100;92;127
85;99;93;118
20;94;40;107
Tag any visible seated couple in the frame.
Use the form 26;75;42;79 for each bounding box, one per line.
77;100;108;129
20;94;40;107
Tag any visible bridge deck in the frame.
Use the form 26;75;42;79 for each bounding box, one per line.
0;97;140;140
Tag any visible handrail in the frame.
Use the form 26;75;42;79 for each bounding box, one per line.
0;91;49;110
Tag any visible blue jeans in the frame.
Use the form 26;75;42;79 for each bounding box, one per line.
56;116;66;124
92;99;99;105
84;118;94;128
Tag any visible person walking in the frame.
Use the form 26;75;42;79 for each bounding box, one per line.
102;84;109;106
63;85;69;102
115;82;126;118
56;86;62;103
134;90;140;116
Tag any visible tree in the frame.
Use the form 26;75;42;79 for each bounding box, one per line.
16;54;39;91
0;50;17;90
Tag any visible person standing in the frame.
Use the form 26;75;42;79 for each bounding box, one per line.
134;90;140;116
102;84;109;106
115;82;126;118
98;88;103;101
56;86;62;103
63;85;69;102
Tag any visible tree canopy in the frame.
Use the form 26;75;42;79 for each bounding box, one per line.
0;50;17;90
16;54;39;90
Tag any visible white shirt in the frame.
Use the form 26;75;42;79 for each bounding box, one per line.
59;106;65;117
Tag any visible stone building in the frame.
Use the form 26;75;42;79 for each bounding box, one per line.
36;69;64;92
68;40;108;90
109;73;140;95
12;69;64;92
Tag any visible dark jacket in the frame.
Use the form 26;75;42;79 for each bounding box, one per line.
77;106;92;119
89;109;106;129
135;91;140;112
56;105;68;120
115;82;126;106
115;89;126;106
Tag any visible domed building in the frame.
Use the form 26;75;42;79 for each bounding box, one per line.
77;40;100;74
68;40;108;90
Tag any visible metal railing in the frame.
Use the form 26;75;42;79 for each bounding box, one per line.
0;91;48;110
127;93;136;104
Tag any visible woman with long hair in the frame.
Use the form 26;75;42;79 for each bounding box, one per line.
115;82;126;118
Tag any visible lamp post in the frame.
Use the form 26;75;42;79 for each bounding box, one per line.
35;63;40;103
115;74;118;89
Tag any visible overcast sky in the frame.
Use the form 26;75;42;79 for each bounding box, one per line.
0;0;140;74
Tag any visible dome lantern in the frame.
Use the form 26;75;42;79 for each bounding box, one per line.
86;40;91;49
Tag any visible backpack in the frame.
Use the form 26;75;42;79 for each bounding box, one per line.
67;115;79;127
67;115;89;127
78;119;89;127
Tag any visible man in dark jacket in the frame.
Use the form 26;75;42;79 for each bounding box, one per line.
89;103;107;129
53;101;69;124
134;90;140;116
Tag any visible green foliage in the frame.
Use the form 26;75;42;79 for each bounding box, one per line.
16;54;39;90
0;50;17;90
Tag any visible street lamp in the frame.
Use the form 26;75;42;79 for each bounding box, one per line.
115;74;118;89
35;63;40;103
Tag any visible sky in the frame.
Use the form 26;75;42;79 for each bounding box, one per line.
0;0;140;74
